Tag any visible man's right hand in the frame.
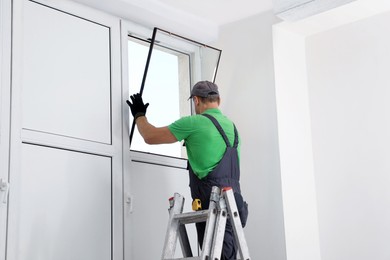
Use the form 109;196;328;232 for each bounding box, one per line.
126;93;149;120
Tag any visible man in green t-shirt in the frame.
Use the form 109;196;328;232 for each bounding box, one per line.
127;81;248;260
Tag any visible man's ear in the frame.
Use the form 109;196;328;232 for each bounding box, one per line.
193;96;199;105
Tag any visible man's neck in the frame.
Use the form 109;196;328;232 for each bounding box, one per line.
199;103;219;114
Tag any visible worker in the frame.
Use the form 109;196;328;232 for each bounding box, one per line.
126;80;248;260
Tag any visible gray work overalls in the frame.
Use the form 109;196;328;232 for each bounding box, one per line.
188;114;248;260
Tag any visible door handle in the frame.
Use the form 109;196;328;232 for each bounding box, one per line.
0;178;9;204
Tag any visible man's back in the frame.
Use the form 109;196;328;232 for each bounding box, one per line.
168;108;240;179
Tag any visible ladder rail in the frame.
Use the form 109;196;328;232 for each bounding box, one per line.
224;188;251;260
161;193;185;259
198;186;220;259
209;195;228;259
178;224;193;257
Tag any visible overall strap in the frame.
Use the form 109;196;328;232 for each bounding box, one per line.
202;114;238;148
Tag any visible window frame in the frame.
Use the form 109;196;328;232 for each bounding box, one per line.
121;23;221;167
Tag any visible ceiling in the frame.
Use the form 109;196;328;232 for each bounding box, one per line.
69;0;275;42
67;0;367;43
154;0;274;25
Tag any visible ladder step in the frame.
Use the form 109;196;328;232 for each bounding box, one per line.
164;256;201;260
173;210;210;224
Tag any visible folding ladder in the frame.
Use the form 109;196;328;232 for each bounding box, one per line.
161;186;250;260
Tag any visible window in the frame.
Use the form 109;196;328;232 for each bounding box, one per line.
127;28;221;159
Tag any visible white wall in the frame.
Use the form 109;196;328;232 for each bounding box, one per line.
274;1;390;259
307;10;390;260
214;11;287;260
273;24;322;260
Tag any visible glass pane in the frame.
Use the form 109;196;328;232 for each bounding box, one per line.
128;39;187;157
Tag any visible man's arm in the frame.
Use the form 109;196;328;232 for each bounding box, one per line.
135;116;177;144
127;93;177;144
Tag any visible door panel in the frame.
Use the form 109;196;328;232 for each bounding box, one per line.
22;0;111;144
126;156;197;259
12;144;112;260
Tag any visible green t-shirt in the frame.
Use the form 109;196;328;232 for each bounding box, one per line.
168;108;240;179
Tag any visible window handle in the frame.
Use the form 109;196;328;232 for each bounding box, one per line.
0;179;9;204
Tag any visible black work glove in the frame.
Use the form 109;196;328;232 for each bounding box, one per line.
126;93;149;120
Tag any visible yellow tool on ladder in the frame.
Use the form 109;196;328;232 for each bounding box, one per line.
192;199;202;211
161;186;251;260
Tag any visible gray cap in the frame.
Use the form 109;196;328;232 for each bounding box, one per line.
189;81;219;99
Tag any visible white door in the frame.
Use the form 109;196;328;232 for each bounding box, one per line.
7;1;122;259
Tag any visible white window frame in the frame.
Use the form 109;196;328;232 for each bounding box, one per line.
121;22;195;168
121;23;221;168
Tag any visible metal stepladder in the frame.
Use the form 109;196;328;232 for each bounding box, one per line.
161;186;250;260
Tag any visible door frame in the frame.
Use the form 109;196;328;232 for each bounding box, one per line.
0;0;12;259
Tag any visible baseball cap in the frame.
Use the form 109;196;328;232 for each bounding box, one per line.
189;81;219;99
